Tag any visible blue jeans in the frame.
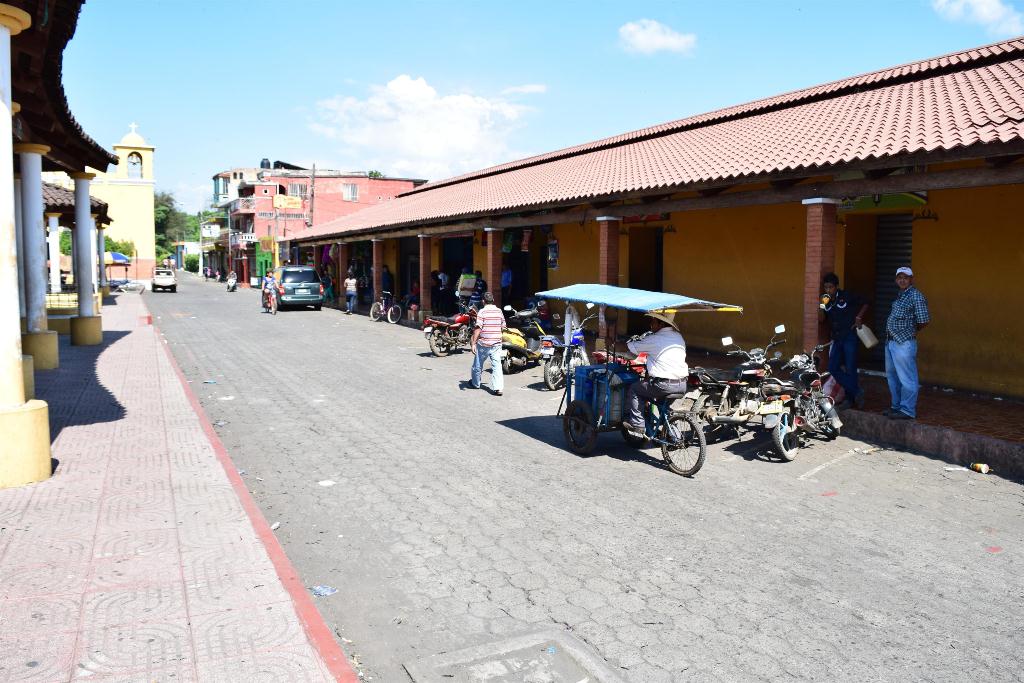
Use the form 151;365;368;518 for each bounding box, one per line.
828;333;860;399
346;293;357;312
885;339;919;417
471;343;503;392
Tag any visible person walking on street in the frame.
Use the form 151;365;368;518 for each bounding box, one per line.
622;312;689;440
344;270;358;315
820;272;869;409
884;266;930;420
322;269;336;305
470;292;506;395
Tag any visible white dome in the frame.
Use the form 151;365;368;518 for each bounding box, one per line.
117;123;149;147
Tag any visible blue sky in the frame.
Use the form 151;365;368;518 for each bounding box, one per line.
63;0;1024;212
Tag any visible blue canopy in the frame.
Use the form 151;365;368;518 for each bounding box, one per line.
535;283;743;313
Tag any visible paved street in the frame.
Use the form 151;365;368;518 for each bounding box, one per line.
148;273;1024;683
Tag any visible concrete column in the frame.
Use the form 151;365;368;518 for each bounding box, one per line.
801;198;839;351
96;223;108;292
596;217;622;343
0;4;52;488
13;175;22;318
372;239;384;302
70;173;101;345
417;234;431;314
46;214;60;293
485;228;503;308
16;144;58;370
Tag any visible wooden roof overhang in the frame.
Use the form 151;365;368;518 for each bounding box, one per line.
10;0;115;174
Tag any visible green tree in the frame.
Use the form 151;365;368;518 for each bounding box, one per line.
367;170;384;179
154;191;199;261
184;254;199;273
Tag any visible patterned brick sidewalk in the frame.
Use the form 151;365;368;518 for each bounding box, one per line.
0;293;353;682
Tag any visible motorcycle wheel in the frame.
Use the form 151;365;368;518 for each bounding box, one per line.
428;332;450;357
661;413;706;477
543;351;565;391
369;302;383;321
386;304;403;324
501;353;513;375
620;423;647;447
772;410;801;461
563;400;598;455
694;394;734;443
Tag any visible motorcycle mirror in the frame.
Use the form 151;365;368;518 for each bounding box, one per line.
552;313;561;320
774;324;786;334
774;351;782;359
721;336;733;347
503;305;512;311
585;302;595;310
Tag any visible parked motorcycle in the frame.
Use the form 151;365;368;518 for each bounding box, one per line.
423;302;476;357
686;325;791;439
767;342;843;461
501;305;546;374
541;304;596;391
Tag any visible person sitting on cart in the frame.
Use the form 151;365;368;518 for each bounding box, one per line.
622;312;688;440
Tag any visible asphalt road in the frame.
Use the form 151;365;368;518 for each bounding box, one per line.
147;273;1023;682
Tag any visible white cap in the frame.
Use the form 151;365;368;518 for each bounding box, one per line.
896;266;913;277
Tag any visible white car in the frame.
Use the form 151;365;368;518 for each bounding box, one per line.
152;268;177;293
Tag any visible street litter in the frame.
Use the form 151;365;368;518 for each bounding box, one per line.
546;645;557;654
203;379;217;384
318;480;336;487
238;469;247;475
944;466;968;471
971;463;991;474
270;522;281;530
310;585;337;597
213;420;227;427
421;367;433;371
218;395;235;401
255;477;264;482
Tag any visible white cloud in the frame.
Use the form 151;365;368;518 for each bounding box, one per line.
501;83;548;95
309;75;531;181
932;0;1024;36
618;19;696;55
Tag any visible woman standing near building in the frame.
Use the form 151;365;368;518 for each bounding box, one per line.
344;270;358;315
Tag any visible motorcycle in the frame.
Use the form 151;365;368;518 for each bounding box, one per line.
686;325;791;439
226;274;238;292
541;305;596;391
501;305;546;374
768;342;843;461
423;302;476;357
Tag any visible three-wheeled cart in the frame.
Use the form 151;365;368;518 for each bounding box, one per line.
535;284;744;477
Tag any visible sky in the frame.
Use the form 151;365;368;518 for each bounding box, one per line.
62;0;1024;212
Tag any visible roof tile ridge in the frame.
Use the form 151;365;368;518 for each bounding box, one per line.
397;35;1024;200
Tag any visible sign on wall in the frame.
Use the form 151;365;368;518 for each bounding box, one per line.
273;195;303;209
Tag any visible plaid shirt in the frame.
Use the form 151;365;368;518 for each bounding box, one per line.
886;286;930;343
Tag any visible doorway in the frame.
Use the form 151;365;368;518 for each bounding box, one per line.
627;226;664;334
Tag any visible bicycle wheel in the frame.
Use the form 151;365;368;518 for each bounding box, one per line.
386;304;402;324
369;302;383;321
661;412;706;477
563;400;597;455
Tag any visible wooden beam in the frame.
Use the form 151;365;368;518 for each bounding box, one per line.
865;167;900;179
698;186;732;197
770;178;801;190
987;154;1022;168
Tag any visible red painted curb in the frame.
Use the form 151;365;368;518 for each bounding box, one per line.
152;318;359;682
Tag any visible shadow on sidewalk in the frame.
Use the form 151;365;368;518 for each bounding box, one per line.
35;331;130;442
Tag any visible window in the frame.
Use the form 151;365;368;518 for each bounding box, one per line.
281;268;321;284
127;152;142;178
263;188;269;194
288;183;308;198
342;183;359;201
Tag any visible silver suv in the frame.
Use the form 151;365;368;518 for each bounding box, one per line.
152;268;177;293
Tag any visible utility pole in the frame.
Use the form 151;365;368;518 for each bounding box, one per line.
307;163;316;227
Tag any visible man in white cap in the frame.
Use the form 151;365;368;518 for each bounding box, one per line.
623;312;688;439
884;266;930;420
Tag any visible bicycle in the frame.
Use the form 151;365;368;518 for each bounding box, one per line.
262;288;277;315
369;290;402;324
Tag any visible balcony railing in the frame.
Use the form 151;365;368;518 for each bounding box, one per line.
229;197;259;214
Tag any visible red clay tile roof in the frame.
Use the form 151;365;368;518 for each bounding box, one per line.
296;36;1024;241
43;181;110;222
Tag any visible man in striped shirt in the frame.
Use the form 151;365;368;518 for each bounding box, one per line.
471;292;506;395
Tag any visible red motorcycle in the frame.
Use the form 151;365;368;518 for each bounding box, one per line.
423;302;477;357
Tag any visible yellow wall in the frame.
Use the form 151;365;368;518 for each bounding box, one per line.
912;184;1024;395
662;203;806;353
89;181;156;263
549;221;599;288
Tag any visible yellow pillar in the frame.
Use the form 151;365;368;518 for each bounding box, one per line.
0;4;51;488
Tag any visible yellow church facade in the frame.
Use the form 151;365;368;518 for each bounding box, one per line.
44;124;156;281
